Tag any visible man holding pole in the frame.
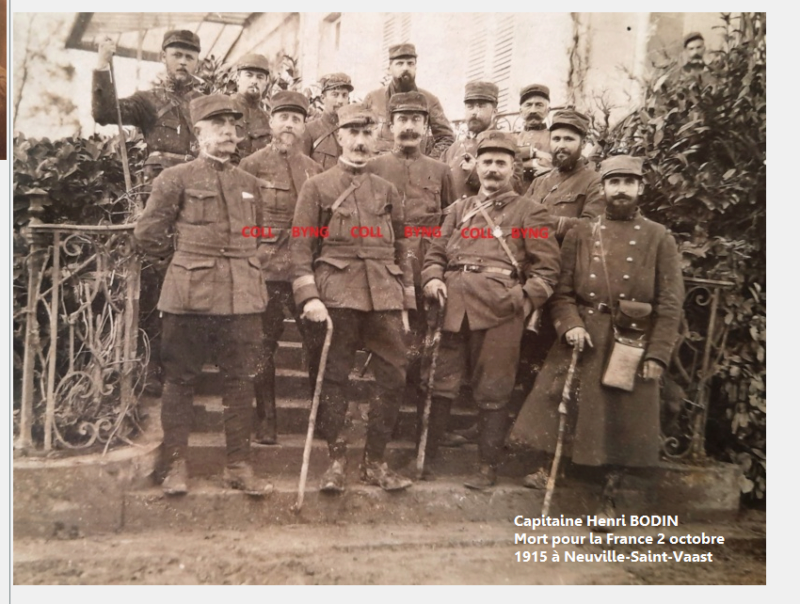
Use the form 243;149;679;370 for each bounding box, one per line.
509;155;684;518
290;103;416;493
421;130;560;489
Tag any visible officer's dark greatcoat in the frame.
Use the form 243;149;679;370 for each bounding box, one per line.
509;213;684;467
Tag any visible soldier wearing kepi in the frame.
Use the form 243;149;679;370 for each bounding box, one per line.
302;73;353;170
93;30;205;396
442;81;499;200
515;83;554;190
290;103;416;492
363;43;455;159
93;30;203;179
239;91;324;445
421;131;560;489
509;156;684;518
365;92;456;462
134;94;271;497
232;53;273;161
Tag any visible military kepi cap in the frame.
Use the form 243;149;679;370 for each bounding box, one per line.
271;91;310;117
600;155;644;179
464;81;499;104
337;103;377;128
320;73;354;93
388;92;428;115
162;30;201;53
683;31;704;47
190;94;242;125
389;43;417;60
520;83;550;104
236;53;270;74
550;109;590;136
476;130;516;157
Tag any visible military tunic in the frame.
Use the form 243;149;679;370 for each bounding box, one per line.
134;155;268;465
515;126;552;190
363;83;455;159
302;111;342;171
421;186;560;408
92;70;202;171
290;159;416;459
525;161;605;241
509;213;684;467
234;93;272;160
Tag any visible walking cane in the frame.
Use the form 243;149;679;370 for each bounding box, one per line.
541;346;581;517
292;315;334;513
416;302;446;480
106;52;136;211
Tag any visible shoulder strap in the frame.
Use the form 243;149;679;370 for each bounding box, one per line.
476;203;523;279
312;126;339;152
330;179;361;213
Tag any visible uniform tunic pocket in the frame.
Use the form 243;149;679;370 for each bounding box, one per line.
183;189;219;225
170;255;217;312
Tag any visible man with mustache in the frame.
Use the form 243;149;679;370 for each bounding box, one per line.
421;131;560;489
442;81;500;200
366;92;456;473
515;84;554;191
509;155;684;520
301;73;353;170
290;104;416;492
232;54;273;161
239;91;324;445
363;43;455;159
93;30;205;396
134;95;272;497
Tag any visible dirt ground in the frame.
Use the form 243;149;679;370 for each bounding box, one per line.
14;515;765;585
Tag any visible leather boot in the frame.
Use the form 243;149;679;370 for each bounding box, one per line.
361;453;413;491
223;461;273;497
593;468;624;531
464;409;507;490
320;441;348;493
161;458;189;495
160;382;193;489
254;355;278;445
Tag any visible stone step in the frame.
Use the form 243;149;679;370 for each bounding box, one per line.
191;395;479;438
185;432;543;479
271;341;372;372
195;367;377;400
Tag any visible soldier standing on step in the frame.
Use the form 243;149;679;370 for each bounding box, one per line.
365;91;456;469
232;53;273;162
509;155;684;519
239;91;324;445
93;30;205;396
290;103;416;493
421;131;560;490
134;94;271;497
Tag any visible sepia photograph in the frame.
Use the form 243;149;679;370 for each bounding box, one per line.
10;11;766;587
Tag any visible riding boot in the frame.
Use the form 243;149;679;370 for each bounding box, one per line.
254;354;278;445
464;408;507;490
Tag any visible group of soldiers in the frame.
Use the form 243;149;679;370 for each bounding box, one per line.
98;31;686;518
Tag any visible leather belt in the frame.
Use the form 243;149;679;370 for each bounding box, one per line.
178;240;255;258
577;298;612;314
447;264;515;277
148;151;194;163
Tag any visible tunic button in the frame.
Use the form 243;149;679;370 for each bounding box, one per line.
589;292;596;298
593;256;600;262
590;274;596;279
588;309;594;315
600;225;607;230
634;225;641;230
619;293;626;299
629;240;636;246
594;241;600;247
623;275;630;280
626;257;633;262
631;323;637;328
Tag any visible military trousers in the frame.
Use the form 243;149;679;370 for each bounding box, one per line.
255;281;324;426
431;314;525;410
316;308;408;461
161;313;261;466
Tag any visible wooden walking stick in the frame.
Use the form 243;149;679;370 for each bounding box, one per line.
106;53;136;211
541;346;581;517
416;302;446;480
292;315;334;513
